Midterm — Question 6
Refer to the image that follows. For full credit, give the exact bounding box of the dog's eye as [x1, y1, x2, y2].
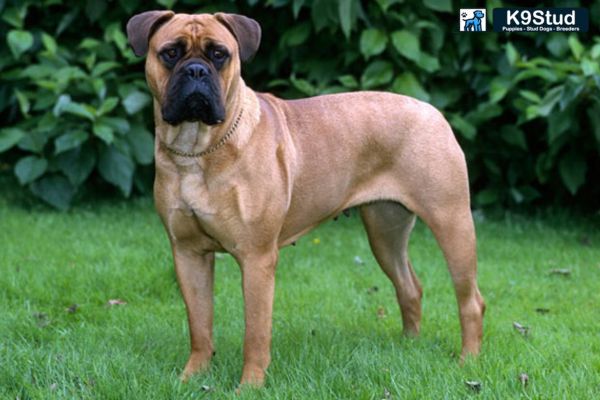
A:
[161, 47, 181, 64]
[210, 48, 228, 61]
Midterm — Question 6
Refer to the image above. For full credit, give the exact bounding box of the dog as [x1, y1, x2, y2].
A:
[463, 10, 485, 31]
[126, 11, 485, 388]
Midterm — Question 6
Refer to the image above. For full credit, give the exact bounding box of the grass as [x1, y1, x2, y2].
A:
[1, 187, 599, 399]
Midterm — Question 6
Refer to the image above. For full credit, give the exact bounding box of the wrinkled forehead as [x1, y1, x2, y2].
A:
[151, 14, 235, 52]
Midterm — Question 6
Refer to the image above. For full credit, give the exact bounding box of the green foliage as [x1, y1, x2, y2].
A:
[1, 0, 599, 209]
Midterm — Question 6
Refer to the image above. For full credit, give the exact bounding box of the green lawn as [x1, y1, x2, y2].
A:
[1, 187, 599, 399]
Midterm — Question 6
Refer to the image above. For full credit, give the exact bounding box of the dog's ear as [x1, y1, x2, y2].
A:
[127, 10, 175, 57]
[214, 13, 261, 62]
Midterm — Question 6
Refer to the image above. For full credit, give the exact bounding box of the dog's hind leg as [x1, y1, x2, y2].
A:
[360, 201, 422, 335]
[419, 204, 485, 359]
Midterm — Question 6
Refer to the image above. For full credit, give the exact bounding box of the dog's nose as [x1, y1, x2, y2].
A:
[185, 63, 209, 79]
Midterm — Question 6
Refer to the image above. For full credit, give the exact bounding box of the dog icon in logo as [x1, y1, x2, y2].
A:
[463, 10, 485, 31]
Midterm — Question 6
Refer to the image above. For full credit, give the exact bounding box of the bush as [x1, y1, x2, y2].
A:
[1, 0, 599, 210]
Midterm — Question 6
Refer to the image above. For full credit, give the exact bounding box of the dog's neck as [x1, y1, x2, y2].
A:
[154, 80, 260, 164]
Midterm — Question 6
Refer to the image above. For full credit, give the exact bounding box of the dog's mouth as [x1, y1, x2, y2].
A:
[162, 91, 226, 126]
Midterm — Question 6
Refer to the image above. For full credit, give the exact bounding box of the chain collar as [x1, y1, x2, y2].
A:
[161, 108, 244, 158]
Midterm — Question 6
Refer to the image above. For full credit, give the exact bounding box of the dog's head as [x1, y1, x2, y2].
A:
[473, 10, 484, 19]
[126, 12, 261, 126]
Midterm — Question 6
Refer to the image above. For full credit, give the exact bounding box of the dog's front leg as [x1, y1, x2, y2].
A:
[236, 250, 278, 388]
[172, 247, 215, 381]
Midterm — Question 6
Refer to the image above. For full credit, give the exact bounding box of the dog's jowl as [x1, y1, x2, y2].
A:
[127, 11, 485, 388]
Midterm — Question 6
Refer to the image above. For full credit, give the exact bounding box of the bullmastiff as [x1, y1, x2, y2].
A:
[126, 11, 485, 387]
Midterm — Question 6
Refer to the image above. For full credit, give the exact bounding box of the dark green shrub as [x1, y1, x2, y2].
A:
[1, 0, 598, 210]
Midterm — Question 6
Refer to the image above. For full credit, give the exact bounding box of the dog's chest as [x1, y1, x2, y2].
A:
[179, 173, 217, 218]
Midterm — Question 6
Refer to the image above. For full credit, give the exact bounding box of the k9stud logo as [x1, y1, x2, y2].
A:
[459, 9, 487, 32]
[493, 8, 589, 32]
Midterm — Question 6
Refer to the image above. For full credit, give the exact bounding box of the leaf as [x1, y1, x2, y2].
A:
[280, 23, 311, 47]
[587, 102, 600, 145]
[15, 156, 48, 185]
[558, 151, 587, 195]
[56, 9, 79, 36]
[466, 100, 501, 125]
[55, 145, 96, 186]
[126, 125, 154, 165]
[489, 76, 512, 103]
[360, 60, 393, 89]
[290, 76, 316, 96]
[17, 131, 48, 153]
[548, 111, 571, 144]
[7, 29, 33, 59]
[375, 0, 403, 12]
[338, 0, 353, 38]
[55, 66, 87, 83]
[546, 34, 569, 57]
[568, 34, 584, 61]
[14, 89, 31, 115]
[2, 6, 26, 29]
[20, 64, 55, 80]
[338, 75, 358, 88]
[537, 86, 562, 117]
[85, 0, 106, 22]
[449, 114, 476, 140]
[519, 90, 541, 103]
[63, 102, 96, 121]
[104, 22, 128, 52]
[0, 128, 25, 152]
[514, 68, 558, 83]
[100, 117, 130, 135]
[475, 188, 498, 206]
[501, 126, 527, 150]
[54, 131, 89, 154]
[293, 0, 306, 18]
[41, 32, 57, 55]
[91, 61, 120, 77]
[98, 145, 135, 197]
[360, 28, 388, 59]
[123, 91, 151, 115]
[505, 42, 519, 66]
[416, 52, 440, 73]
[311, 0, 335, 32]
[156, 0, 176, 7]
[424, 0, 452, 12]
[391, 72, 430, 102]
[53, 94, 71, 117]
[31, 174, 76, 210]
[391, 30, 420, 62]
[97, 97, 119, 116]
[93, 122, 114, 144]
[581, 58, 599, 77]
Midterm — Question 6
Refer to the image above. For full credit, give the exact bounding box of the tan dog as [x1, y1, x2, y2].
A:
[127, 11, 485, 387]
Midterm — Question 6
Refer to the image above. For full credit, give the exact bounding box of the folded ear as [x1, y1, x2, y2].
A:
[214, 13, 261, 62]
[126, 10, 175, 57]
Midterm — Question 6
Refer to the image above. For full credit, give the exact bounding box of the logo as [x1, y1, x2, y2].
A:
[460, 9, 487, 32]
[493, 8, 589, 32]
